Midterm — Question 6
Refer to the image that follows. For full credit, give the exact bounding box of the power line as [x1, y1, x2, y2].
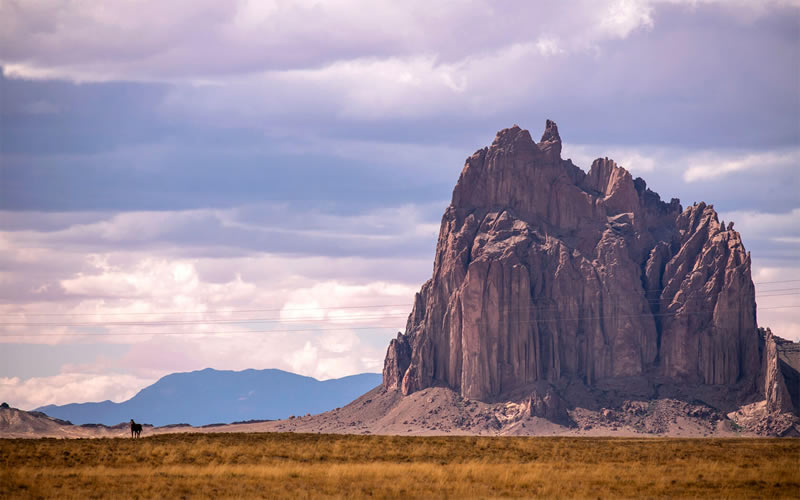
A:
[0, 293, 800, 327]
[0, 303, 413, 318]
[0, 313, 410, 327]
[2, 292, 798, 328]
[0, 326, 393, 338]
[2, 305, 797, 338]
[2, 279, 799, 319]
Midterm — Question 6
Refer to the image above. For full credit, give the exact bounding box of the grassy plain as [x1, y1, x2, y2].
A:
[1, 433, 798, 499]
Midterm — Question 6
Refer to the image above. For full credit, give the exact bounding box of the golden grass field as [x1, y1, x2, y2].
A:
[1, 433, 798, 499]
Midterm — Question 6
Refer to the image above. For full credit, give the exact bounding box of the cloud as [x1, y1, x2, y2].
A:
[0, 372, 155, 410]
[597, 0, 654, 39]
[1, 202, 444, 259]
[683, 150, 800, 182]
[716, 208, 800, 267]
[2, 0, 797, 185]
[20, 99, 60, 114]
[287, 341, 320, 376]
[156, 42, 558, 123]
[0, 2, 601, 83]
[718, 208, 800, 241]
[0, 207, 418, 385]
[318, 330, 362, 354]
[280, 281, 416, 325]
[751, 261, 800, 342]
[2, 0, 794, 84]
[152, 3, 799, 149]
[0, 203, 414, 405]
[0, 243, 407, 406]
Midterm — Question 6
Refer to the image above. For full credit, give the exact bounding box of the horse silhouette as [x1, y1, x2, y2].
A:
[130, 419, 142, 438]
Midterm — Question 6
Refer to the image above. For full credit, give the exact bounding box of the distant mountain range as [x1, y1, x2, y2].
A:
[36, 368, 381, 427]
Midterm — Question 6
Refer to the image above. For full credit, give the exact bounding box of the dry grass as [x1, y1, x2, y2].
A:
[1, 433, 798, 498]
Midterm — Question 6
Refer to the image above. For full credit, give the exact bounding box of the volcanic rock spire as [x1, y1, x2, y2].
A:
[384, 120, 761, 401]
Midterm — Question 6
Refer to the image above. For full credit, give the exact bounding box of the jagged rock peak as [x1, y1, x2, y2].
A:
[452, 120, 680, 229]
[538, 119, 562, 159]
[540, 119, 560, 143]
[385, 119, 766, 406]
[489, 125, 538, 159]
[489, 120, 561, 158]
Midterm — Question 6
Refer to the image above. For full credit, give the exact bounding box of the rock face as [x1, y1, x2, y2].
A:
[761, 328, 800, 415]
[762, 329, 793, 414]
[776, 337, 800, 412]
[383, 121, 766, 403]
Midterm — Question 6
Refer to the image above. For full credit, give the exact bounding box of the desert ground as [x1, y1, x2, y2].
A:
[1, 433, 798, 499]
[5, 384, 796, 440]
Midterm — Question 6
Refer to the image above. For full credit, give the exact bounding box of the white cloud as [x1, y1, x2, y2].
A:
[717, 208, 800, 240]
[158, 39, 560, 121]
[319, 330, 360, 354]
[287, 341, 319, 375]
[4, 0, 793, 84]
[535, 36, 564, 56]
[0, 372, 154, 410]
[0, 250, 413, 344]
[1, 201, 444, 263]
[683, 149, 800, 182]
[597, 0, 654, 40]
[0, 206, 421, 394]
[280, 281, 415, 324]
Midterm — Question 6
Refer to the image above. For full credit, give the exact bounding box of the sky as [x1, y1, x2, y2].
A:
[1, 0, 799, 410]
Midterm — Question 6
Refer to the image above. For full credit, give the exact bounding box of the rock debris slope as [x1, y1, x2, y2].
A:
[383, 121, 797, 435]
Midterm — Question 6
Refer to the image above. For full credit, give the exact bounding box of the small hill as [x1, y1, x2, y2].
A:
[35, 369, 381, 427]
[0, 402, 152, 438]
[0, 402, 108, 438]
[0, 402, 74, 437]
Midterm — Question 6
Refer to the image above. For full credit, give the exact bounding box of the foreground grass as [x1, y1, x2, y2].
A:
[1, 434, 798, 498]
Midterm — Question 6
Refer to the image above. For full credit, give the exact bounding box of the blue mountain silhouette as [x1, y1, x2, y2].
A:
[36, 368, 381, 427]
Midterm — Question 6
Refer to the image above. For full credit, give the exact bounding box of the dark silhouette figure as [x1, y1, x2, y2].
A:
[130, 419, 142, 438]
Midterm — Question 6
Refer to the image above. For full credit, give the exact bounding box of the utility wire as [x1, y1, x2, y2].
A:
[3, 279, 799, 318]
[0, 303, 413, 318]
[2, 305, 798, 338]
[2, 292, 798, 328]
[0, 313, 411, 327]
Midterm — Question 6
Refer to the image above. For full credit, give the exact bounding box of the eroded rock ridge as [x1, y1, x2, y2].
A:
[384, 121, 788, 420]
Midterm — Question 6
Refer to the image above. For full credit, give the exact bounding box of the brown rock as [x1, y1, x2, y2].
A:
[761, 328, 794, 414]
[525, 387, 570, 424]
[657, 203, 759, 386]
[382, 333, 411, 391]
[383, 120, 768, 411]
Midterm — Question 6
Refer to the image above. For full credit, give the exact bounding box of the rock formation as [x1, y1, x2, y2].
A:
[761, 328, 800, 413]
[762, 329, 793, 414]
[383, 120, 789, 420]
